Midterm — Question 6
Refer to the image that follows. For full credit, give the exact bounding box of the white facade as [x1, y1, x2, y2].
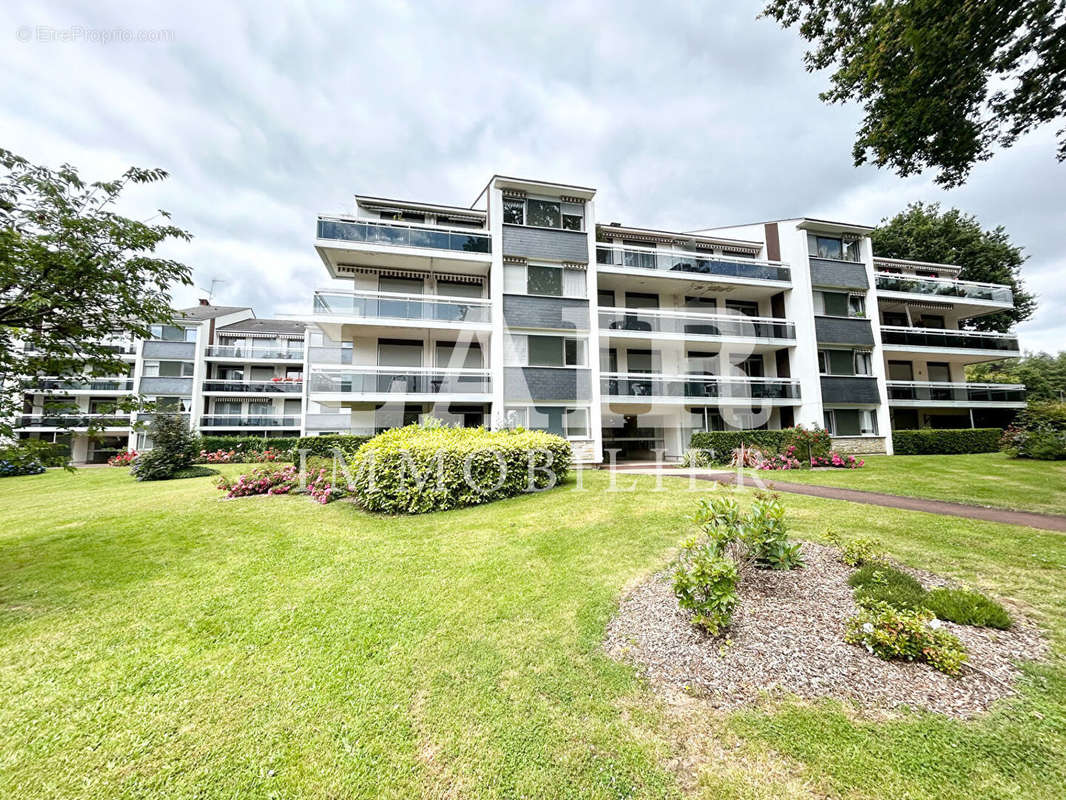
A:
[11, 177, 1025, 463]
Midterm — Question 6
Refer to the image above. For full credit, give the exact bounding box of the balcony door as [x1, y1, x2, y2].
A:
[377, 339, 423, 393]
[378, 276, 423, 319]
[928, 362, 952, 401]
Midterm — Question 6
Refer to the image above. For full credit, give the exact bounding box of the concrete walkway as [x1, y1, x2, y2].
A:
[608, 466, 1066, 532]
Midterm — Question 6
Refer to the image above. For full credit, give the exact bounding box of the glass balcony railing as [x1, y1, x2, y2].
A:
[312, 291, 491, 324]
[23, 377, 134, 392]
[599, 309, 795, 341]
[875, 273, 1013, 304]
[308, 369, 491, 395]
[886, 382, 1026, 403]
[317, 217, 491, 255]
[202, 379, 303, 393]
[199, 415, 300, 428]
[880, 326, 1020, 352]
[596, 246, 790, 282]
[204, 345, 304, 360]
[17, 413, 130, 428]
[602, 373, 801, 400]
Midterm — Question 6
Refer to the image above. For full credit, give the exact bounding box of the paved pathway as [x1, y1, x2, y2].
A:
[607, 467, 1066, 532]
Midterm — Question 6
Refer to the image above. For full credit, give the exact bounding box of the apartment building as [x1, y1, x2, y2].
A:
[10, 174, 1025, 464]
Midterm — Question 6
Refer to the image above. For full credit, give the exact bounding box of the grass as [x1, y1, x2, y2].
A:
[925, 587, 1013, 630]
[752, 452, 1066, 515]
[848, 561, 927, 610]
[0, 465, 1063, 798]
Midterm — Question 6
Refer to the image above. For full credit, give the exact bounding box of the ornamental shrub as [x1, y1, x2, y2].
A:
[809, 451, 865, 468]
[844, 603, 968, 676]
[827, 531, 883, 566]
[1001, 403, 1066, 460]
[923, 587, 1012, 630]
[690, 425, 830, 464]
[892, 428, 1002, 455]
[0, 447, 46, 477]
[130, 415, 199, 481]
[692, 493, 803, 571]
[108, 450, 138, 467]
[349, 424, 572, 514]
[672, 538, 739, 635]
[848, 561, 926, 610]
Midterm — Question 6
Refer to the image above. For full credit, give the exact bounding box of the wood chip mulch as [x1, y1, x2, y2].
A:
[604, 543, 1047, 718]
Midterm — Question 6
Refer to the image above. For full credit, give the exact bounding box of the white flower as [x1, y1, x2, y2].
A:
[862, 622, 874, 634]
[928, 618, 942, 630]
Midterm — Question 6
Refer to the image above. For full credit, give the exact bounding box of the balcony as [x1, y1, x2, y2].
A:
[202, 379, 303, 394]
[23, 377, 134, 393]
[599, 308, 795, 345]
[876, 273, 1013, 306]
[886, 381, 1026, 407]
[204, 344, 305, 361]
[17, 413, 130, 429]
[602, 373, 801, 403]
[308, 368, 491, 400]
[317, 217, 490, 254]
[311, 290, 492, 332]
[315, 217, 491, 276]
[596, 245, 790, 284]
[879, 326, 1020, 357]
[199, 415, 300, 428]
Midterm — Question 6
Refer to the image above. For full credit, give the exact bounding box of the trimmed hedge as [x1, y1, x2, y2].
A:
[891, 428, 1002, 455]
[350, 425, 572, 514]
[689, 427, 831, 464]
[295, 434, 374, 459]
[198, 435, 301, 454]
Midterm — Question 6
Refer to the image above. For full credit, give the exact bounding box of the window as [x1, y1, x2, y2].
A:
[598, 289, 616, 307]
[808, 233, 861, 262]
[849, 294, 866, 316]
[814, 291, 865, 317]
[143, 360, 193, 377]
[882, 311, 909, 327]
[382, 210, 424, 223]
[504, 197, 585, 231]
[508, 406, 590, 438]
[503, 199, 524, 225]
[150, 324, 196, 342]
[819, 349, 857, 376]
[854, 351, 872, 375]
[824, 408, 878, 436]
[526, 199, 560, 228]
[527, 265, 563, 296]
[376, 339, 423, 367]
[527, 335, 585, 367]
[725, 299, 760, 317]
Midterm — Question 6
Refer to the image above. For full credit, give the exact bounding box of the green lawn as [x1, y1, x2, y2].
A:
[748, 452, 1066, 515]
[1, 466, 1065, 798]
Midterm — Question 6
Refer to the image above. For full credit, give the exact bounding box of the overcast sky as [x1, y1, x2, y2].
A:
[2, 0, 1063, 352]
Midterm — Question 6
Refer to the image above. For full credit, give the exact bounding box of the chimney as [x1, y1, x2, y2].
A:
[199, 298, 210, 306]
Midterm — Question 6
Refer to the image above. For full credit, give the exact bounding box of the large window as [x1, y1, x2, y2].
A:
[814, 290, 866, 317]
[527, 335, 586, 367]
[823, 408, 879, 436]
[808, 233, 861, 262]
[504, 263, 587, 298]
[507, 406, 590, 438]
[527, 264, 563, 296]
[818, 349, 872, 376]
[143, 360, 194, 377]
[150, 324, 196, 342]
[503, 197, 584, 231]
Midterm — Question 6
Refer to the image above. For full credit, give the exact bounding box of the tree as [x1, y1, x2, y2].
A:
[0, 148, 192, 439]
[129, 414, 199, 481]
[872, 202, 1036, 332]
[968, 352, 1066, 402]
[761, 1, 1066, 187]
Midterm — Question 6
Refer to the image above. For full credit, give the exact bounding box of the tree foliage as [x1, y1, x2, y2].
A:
[761, 0, 1066, 187]
[872, 202, 1035, 332]
[968, 352, 1066, 402]
[0, 148, 192, 438]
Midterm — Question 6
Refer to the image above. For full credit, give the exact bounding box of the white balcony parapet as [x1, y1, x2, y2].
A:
[598, 307, 796, 341]
[875, 272, 1014, 305]
[602, 372, 800, 401]
[308, 366, 491, 396]
[316, 216, 491, 255]
[597, 243, 789, 283]
[312, 289, 492, 325]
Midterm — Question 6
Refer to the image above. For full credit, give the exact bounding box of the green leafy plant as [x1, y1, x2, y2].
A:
[130, 415, 199, 482]
[924, 587, 1012, 630]
[826, 530, 883, 567]
[690, 425, 830, 465]
[845, 603, 968, 677]
[672, 538, 739, 635]
[693, 493, 804, 571]
[1001, 403, 1066, 461]
[679, 447, 710, 468]
[848, 562, 926, 611]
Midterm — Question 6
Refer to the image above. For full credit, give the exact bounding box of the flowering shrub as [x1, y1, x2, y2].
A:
[108, 450, 138, 467]
[845, 602, 968, 676]
[755, 445, 803, 470]
[810, 451, 865, 468]
[200, 449, 237, 463]
[197, 447, 287, 464]
[215, 464, 349, 504]
[0, 449, 46, 477]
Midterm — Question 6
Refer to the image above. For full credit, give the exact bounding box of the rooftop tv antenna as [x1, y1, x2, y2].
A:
[197, 278, 227, 303]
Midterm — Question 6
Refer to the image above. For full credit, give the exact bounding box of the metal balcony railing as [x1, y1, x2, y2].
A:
[199, 415, 300, 428]
[23, 377, 134, 392]
[601, 373, 801, 400]
[317, 216, 491, 254]
[599, 308, 796, 340]
[204, 345, 304, 360]
[875, 273, 1013, 304]
[879, 326, 1020, 352]
[308, 368, 491, 395]
[886, 381, 1026, 403]
[312, 290, 491, 324]
[17, 413, 131, 428]
[202, 379, 303, 393]
[596, 245, 790, 282]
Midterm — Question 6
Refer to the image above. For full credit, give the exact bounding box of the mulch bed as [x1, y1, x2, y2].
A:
[604, 543, 1047, 718]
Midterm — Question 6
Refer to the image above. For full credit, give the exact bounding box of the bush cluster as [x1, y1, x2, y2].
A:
[674, 494, 803, 634]
[0, 446, 46, 477]
[197, 435, 300, 454]
[1001, 402, 1066, 460]
[891, 428, 1002, 455]
[827, 531, 884, 567]
[844, 603, 968, 676]
[690, 426, 831, 464]
[215, 463, 349, 504]
[295, 434, 374, 459]
[130, 415, 199, 481]
[350, 424, 572, 514]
